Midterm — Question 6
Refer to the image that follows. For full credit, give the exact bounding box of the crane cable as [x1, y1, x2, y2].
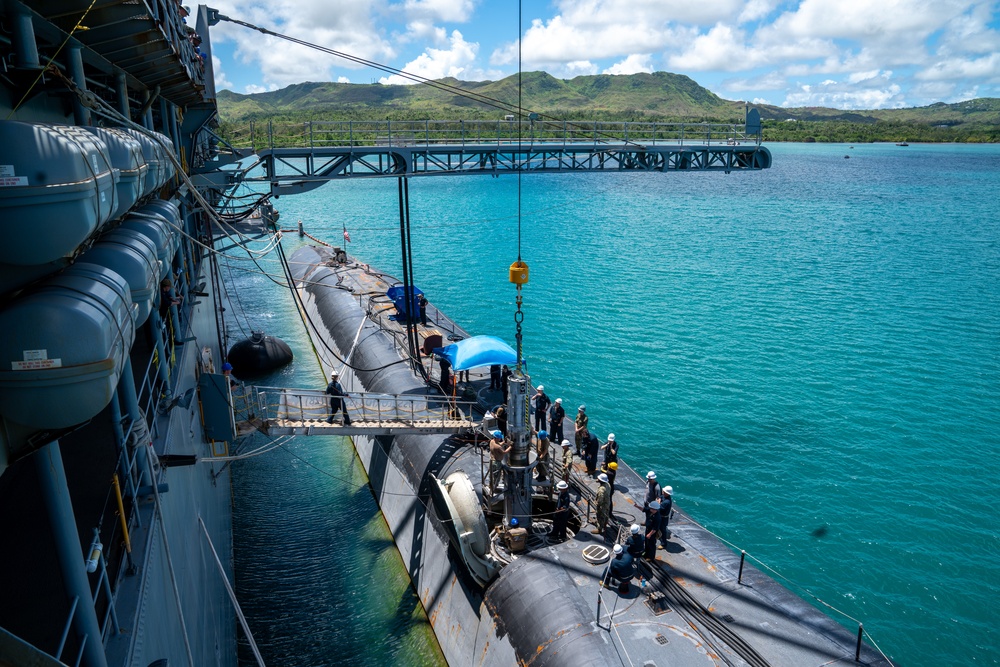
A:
[510, 1, 528, 375]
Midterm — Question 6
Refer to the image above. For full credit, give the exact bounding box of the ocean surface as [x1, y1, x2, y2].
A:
[231, 142, 1000, 666]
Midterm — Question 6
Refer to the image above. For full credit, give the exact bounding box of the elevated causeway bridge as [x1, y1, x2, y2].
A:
[210, 115, 771, 196]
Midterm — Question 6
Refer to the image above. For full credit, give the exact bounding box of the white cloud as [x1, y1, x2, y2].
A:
[603, 54, 654, 75]
[847, 69, 882, 84]
[722, 71, 787, 92]
[738, 0, 779, 23]
[402, 0, 475, 23]
[937, 5, 1000, 56]
[783, 76, 906, 109]
[751, 96, 772, 105]
[380, 30, 478, 83]
[337, 76, 351, 83]
[212, 55, 233, 89]
[244, 83, 268, 94]
[668, 24, 752, 72]
[564, 60, 599, 76]
[209, 0, 397, 88]
[916, 52, 1000, 81]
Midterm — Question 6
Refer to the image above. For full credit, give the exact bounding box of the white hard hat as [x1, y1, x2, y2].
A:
[613, 544, 623, 554]
[561, 439, 571, 447]
[630, 524, 640, 534]
[556, 398, 562, 403]
[538, 384, 544, 391]
[664, 486, 673, 494]
[556, 480, 569, 490]
[598, 473, 609, 483]
[646, 471, 657, 480]
[608, 433, 615, 441]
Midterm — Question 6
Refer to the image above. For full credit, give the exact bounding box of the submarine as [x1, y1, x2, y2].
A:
[286, 243, 895, 666]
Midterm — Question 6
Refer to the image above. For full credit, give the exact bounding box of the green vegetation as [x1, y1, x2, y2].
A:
[216, 72, 1000, 143]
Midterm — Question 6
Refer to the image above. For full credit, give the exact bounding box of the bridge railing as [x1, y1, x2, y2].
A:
[225, 119, 760, 151]
[250, 386, 478, 428]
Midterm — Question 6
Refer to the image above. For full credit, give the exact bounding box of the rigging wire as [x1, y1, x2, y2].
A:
[6, 0, 99, 119]
[214, 14, 645, 149]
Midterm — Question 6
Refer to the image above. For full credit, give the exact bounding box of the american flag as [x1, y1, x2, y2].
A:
[343, 226, 351, 243]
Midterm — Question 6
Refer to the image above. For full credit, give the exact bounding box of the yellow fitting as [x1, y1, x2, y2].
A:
[111, 474, 132, 554]
[509, 260, 529, 285]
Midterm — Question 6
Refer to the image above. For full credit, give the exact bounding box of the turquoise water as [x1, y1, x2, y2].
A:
[233, 143, 1000, 665]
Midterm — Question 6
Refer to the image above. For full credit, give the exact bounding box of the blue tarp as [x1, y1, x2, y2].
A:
[432, 335, 517, 371]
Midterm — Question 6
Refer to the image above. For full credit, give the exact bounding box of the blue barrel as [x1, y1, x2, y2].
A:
[79, 227, 159, 325]
[0, 121, 117, 265]
[0, 262, 135, 429]
[386, 285, 424, 322]
[86, 126, 147, 222]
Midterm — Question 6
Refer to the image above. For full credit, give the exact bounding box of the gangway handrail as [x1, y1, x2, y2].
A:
[247, 386, 479, 430]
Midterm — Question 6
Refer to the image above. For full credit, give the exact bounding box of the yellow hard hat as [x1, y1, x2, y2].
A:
[608, 462, 618, 470]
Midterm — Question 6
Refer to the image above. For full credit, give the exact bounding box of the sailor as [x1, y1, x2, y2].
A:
[644, 500, 661, 559]
[489, 364, 501, 390]
[552, 480, 571, 541]
[221, 362, 239, 389]
[593, 473, 611, 537]
[560, 439, 573, 482]
[438, 356, 453, 395]
[532, 385, 551, 433]
[535, 430, 550, 483]
[489, 430, 511, 492]
[627, 523, 645, 557]
[643, 471, 661, 519]
[584, 431, 600, 475]
[601, 433, 619, 467]
[494, 405, 508, 436]
[574, 405, 589, 456]
[606, 543, 635, 594]
[603, 461, 618, 513]
[659, 485, 674, 548]
[419, 294, 429, 325]
[604, 460, 618, 488]
[500, 365, 512, 404]
[549, 398, 565, 443]
[325, 372, 351, 425]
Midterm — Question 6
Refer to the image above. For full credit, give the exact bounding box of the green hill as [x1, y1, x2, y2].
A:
[216, 72, 1000, 142]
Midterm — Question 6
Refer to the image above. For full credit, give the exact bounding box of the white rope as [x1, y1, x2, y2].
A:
[198, 516, 266, 666]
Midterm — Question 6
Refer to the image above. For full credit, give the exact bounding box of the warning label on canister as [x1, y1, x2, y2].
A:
[0, 176, 28, 186]
[13, 358, 62, 370]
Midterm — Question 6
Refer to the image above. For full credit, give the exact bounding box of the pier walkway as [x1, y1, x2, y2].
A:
[209, 116, 772, 196]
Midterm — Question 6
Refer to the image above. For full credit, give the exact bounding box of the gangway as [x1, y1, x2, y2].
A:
[237, 386, 479, 437]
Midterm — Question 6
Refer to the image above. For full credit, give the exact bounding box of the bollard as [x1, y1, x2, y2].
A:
[297, 220, 304, 236]
[738, 550, 746, 584]
[855, 623, 863, 661]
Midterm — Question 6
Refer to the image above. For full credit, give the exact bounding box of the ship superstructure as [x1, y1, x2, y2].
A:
[0, 2, 239, 665]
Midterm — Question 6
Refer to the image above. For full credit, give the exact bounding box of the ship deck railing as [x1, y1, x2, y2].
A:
[240, 386, 479, 436]
[223, 118, 762, 152]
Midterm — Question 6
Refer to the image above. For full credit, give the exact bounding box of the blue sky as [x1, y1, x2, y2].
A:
[206, 0, 1000, 109]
